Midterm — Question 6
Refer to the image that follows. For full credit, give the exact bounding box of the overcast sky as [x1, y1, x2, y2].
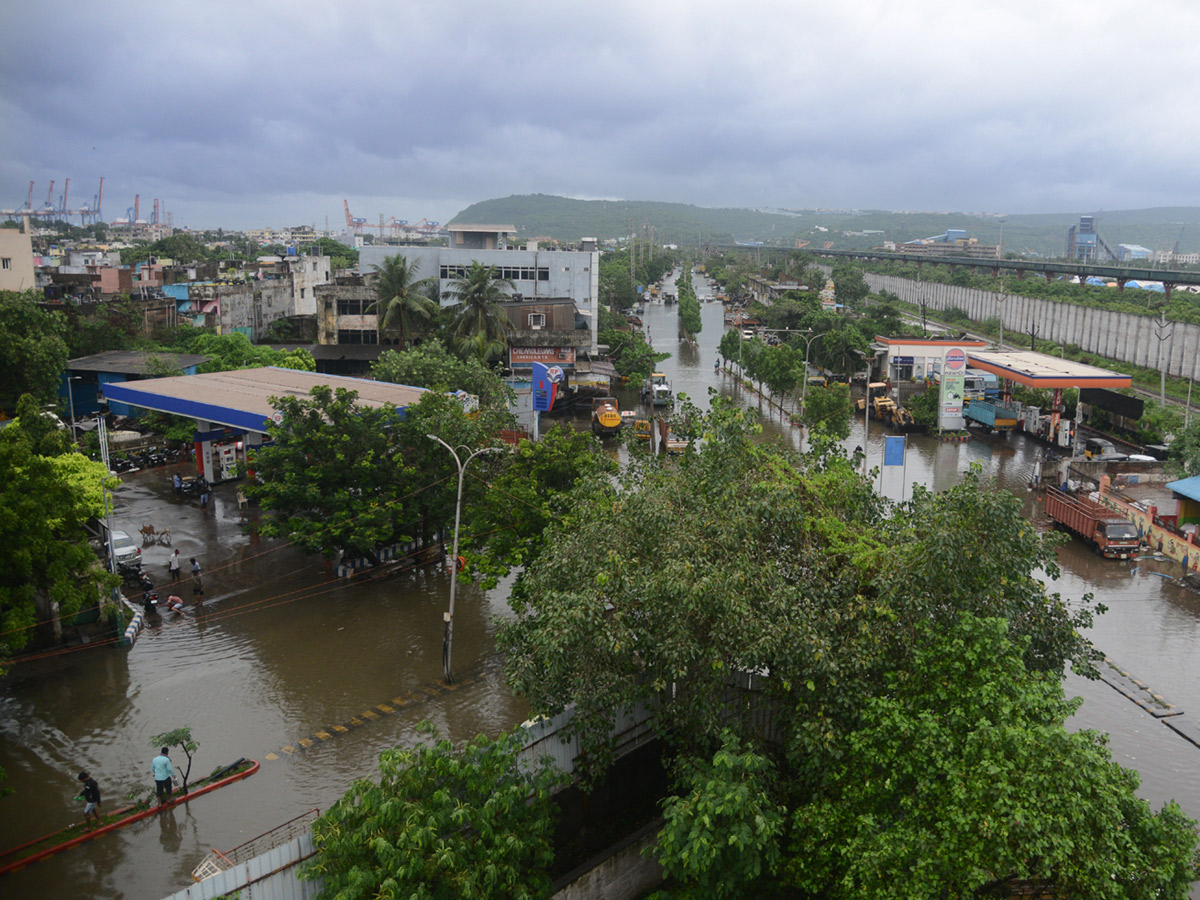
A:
[3, 1, 1199, 231]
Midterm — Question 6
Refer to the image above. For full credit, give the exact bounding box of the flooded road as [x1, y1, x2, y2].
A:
[2, 267, 1199, 897]
[0, 471, 527, 899]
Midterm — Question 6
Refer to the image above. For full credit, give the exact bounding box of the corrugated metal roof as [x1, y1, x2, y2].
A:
[1167, 476, 1200, 503]
[68, 350, 209, 374]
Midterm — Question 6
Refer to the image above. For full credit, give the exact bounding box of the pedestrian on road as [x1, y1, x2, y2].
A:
[199, 480, 209, 512]
[152, 748, 174, 807]
[190, 558, 204, 599]
[173, 473, 182, 495]
[77, 770, 101, 827]
[168, 549, 181, 582]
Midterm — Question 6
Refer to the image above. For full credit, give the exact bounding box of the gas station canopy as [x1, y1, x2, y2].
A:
[966, 351, 1132, 390]
[101, 367, 430, 433]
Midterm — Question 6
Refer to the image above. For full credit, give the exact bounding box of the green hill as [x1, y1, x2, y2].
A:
[449, 195, 1200, 258]
[449, 195, 804, 246]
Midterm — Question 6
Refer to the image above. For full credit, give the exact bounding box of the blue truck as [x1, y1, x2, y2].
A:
[963, 399, 1019, 433]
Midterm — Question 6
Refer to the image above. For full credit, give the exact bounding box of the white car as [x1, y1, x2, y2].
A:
[106, 530, 142, 569]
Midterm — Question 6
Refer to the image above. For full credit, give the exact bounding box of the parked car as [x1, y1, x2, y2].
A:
[106, 530, 142, 571]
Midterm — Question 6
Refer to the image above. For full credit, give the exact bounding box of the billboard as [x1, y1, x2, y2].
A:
[510, 346, 576, 367]
[938, 347, 966, 429]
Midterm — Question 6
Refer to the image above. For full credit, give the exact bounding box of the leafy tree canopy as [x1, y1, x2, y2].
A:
[653, 730, 786, 899]
[304, 723, 563, 900]
[0, 421, 117, 668]
[0, 290, 70, 412]
[499, 402, 1101, 788]
[797, 382, 853, 439]
[372, 340, 513, 410]
[788, 614, 1200, 899]
[465, 424, 616, 586]
[183, 331, 315, 373]
[248, 386, 513, 561]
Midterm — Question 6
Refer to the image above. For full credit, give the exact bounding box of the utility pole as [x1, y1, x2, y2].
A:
[1155, 309, 1173, 405]
[997, 278, 1006, 350]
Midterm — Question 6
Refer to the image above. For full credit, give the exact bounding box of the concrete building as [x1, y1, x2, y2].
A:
[872, 336, 988, 382]
[163, 278, 295, 339]
[1118, 244, 1153, 262]
[501, 297, 593, 372]
[314, 278, 378, 347]
[0, 226, 36, 291]
[746, 274, 810, 305]
[359, 227, 600, 354]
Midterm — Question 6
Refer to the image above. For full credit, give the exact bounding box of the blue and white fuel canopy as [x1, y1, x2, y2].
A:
[101, 367, 429, 434]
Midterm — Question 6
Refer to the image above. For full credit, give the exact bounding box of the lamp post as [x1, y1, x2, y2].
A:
[797, 330, 827, 426]
[426, 434, 502, 683]
[65, 376, 82, 445]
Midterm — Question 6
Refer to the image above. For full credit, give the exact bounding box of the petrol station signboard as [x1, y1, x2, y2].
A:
[939, 347, 966, 430]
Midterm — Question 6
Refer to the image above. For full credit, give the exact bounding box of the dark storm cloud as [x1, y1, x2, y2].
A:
[3, 1, 1199, 228]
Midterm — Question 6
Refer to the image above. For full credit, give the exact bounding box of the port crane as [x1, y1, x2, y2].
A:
[343, 200, 367, 234]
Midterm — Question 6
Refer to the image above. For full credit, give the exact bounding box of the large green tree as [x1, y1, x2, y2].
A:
[0, 417, 117, 668]
[444, 261, 514, 361]
[247, 385, 406, 559]
[831, 264, 870, 308]
[464, 425, 616, 586]
[789, 614, 1199, 899]
[797, 382, 853, 439]
[372, 340, 512, 410]
[499, 403, 1102, 782]
[0, 290, 70, 412]
[248, 386, 513, 562]
[185, 331, 315, 373]
[304, 724, 563, 900]
[370, 254, 439, 347]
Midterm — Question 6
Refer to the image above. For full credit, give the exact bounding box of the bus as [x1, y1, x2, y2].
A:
[931, 368, 1000, 400]
[962, 368, 999, 401]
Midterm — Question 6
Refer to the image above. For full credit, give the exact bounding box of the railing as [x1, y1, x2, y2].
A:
[192, 808, 320, 882]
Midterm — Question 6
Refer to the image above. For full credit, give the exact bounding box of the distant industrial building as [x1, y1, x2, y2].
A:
[892, 228, 999, 259]
[1066, 216, 1119, 262]
[1118, 244, 1152, 262]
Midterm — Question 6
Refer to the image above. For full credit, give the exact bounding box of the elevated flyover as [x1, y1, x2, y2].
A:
[816, 247, 1200, 299]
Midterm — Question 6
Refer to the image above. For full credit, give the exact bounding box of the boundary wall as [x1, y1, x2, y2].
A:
[843, 267, 1200, 380]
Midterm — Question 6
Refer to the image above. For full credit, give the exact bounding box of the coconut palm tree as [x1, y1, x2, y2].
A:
[370, 255, 439, 347]
[444, 261, 515, 361]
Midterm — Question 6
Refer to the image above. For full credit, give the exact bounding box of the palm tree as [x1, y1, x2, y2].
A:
[444, 261, 515, 361]
[370, 255, 438, 347]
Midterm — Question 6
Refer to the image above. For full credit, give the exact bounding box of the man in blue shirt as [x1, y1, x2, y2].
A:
[152, 747, 174, 807]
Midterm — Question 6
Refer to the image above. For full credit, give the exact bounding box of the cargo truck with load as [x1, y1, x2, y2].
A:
[1044, 487, 1140, 558]
[963, 399, 1019, 433]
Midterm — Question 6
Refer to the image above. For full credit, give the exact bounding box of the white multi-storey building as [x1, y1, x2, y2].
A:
[359, 226, 600, 355]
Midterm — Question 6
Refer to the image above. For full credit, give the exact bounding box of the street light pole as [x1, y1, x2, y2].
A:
[426, 434, 502, 683]
[66, 376, 82, 445]
[797, 330, 826, 426]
